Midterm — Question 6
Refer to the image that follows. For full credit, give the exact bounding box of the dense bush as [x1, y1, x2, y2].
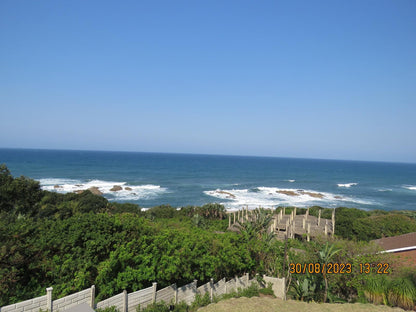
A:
[352, 214, 416, 241]
[1, 164, 416, 309]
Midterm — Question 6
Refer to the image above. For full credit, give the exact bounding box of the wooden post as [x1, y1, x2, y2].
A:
[228, 214, 231, 228]
[302, 218, 306, 229]
[291, 222, 294, 239]
[332, 208, 336, 235]
[294, 207, 297, 216]
[233, 212, 236, 224]
[318, 209, 321, 226]
[325, 220, 328, 236]
[307, 223, 310, 242]
[283, 207, 286, 215]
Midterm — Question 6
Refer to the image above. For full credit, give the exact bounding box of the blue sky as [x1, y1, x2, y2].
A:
[1, 0, 415, 163]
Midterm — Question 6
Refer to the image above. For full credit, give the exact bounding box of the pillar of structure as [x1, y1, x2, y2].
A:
[318, 209, 321, 226]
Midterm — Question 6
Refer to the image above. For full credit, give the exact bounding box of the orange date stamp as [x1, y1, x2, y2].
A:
[289, 262, 390, 274]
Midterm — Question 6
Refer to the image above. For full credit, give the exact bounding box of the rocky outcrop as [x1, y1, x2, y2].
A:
[110, 185, 122, 192]
[300, 191, 324, 199]
[216, 190, 236, 199]
[276, 189, 325, 199]
[277, 190, 299, 196]
[88, 187, 103, 195]
[54, 185, 62, 189]
[125, 187, 132, 191]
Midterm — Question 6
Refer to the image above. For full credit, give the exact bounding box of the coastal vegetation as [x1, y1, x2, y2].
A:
[1, 164, 415, 310]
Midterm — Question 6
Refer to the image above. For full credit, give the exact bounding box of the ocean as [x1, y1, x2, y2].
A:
[1, 148, 415, 211]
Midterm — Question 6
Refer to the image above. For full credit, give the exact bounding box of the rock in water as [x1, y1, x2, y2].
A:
[110, 185, 123, 191]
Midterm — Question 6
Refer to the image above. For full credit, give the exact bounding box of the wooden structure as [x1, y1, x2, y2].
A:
[228, 206, 335, 241]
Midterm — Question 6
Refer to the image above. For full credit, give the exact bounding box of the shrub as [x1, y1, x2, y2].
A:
[137, 302, 169, 312]
[259, 282, 275, 297]
[96, 306, 119, 312]
[239, 282, 260, 298]
[387, 277, 416, 310]
[191, 292, 211, 309]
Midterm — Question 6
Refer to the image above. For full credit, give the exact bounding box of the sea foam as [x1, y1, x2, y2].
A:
[204, 186, 371, 209]
[403, 185, 416, 191]
[38, 178, 167, 201]
[337, 183, 358, 188]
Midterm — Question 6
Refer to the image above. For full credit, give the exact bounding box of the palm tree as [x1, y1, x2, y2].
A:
[318, 242, 341, 302]
[237, 208, 273, 240]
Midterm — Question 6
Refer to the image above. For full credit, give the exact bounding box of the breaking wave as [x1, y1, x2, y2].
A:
[38, 178, 167, 201]
[204, 186, 374, 209]
[337, 183, 358, 188]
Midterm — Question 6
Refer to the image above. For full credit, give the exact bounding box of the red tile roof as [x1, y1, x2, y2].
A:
[372, 232, 416, 252]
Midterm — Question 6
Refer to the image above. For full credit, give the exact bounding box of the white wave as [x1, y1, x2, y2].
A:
[337, 183, 358, 188]
[38, 178, 167, 200]
[377, 188, 392, 192]
[403, 185, 416, 191]
[287, 180, 295, 183]
[204, 186, 369, 209]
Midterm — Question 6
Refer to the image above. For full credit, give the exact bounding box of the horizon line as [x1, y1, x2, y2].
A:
[1, 146, 415, 165]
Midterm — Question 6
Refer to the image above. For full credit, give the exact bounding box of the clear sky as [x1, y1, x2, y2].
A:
[1, 0, 415, 163]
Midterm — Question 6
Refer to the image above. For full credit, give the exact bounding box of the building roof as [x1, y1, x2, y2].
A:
[372, 232, 416, 253]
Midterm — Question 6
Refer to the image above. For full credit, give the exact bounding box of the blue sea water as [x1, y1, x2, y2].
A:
[1, 148, 415, 211]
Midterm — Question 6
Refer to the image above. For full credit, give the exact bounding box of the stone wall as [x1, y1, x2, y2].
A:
[53, 287, 93, 311]
[0, 295, 47, 312]
[1, 275, 286, 312]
